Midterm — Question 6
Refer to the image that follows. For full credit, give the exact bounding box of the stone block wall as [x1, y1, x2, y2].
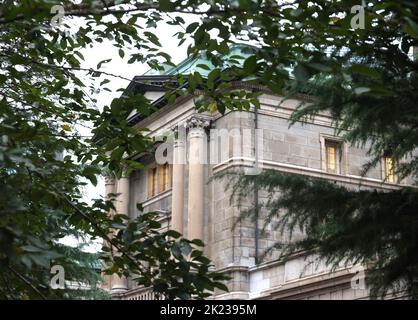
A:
[122, 92, 408, 299]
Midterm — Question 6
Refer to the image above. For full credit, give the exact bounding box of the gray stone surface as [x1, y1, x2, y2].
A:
[121, 92, 408, 300]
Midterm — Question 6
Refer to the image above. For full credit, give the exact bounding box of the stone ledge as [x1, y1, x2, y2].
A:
[212, 157, 408, 190]
[141, 189, 172, 207]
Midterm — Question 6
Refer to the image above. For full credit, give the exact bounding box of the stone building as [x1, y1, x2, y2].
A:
[103, 50, 406, 300]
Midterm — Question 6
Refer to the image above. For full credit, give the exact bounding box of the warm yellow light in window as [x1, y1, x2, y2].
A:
[326, 142, 338, 173]
[148, 164, 171, 198]
[158, 164, 170, 193]
[384, 157, 395, 183]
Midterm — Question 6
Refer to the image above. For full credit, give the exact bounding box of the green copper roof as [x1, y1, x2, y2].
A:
[144, 44, 253, 77]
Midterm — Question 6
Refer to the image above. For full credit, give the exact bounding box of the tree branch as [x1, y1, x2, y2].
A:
[50, 185, 144, 275]
[0, 1, 299, 25]
[7, 265, 47, 300]
[0, 52, 170, 90]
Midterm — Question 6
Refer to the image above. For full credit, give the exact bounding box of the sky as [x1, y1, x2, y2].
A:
[79, 13, 197, 201]
[61, 12, 198, 251]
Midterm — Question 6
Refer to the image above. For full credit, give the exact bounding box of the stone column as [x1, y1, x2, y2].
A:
[186, 116, 209, 241]
[111, 174, 130, 294]
[105, 175, 116, 201]
[171, 132, 186, 234]
[103, 174, 115, 290]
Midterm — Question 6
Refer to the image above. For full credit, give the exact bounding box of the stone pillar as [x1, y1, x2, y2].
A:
[111, 175, 130, 294]
[103, 174, 115, 290]
[171, 134, 186, 234]
[105, 175, 116, 201]
[186, 116, 209, 241]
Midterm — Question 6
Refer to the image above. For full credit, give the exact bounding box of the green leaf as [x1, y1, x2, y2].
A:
[347, 65, 381, 79]
[100, 79, 110, 86]
[214, 282, 229, 292]
[166, 230, 181, 238]
[404, 18, 418, 38]
[196, 64, 211, 71]
[190, 239, 204, 247]
[207, 68, 220, 91]
[186, 22, 199, 33]
[97, 59, 112, 69]
[159, 0, 175, 11]
[307, 62, 333, 73]
[293, 64, 310, 83]
[209, 101, 217, 113]
[144, 31, 161, 47]
[21, 245, 42, 253]
[243, 55, 257, 74]
[61, 124, 71, 132]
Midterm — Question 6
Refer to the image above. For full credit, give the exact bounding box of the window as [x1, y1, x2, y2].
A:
[325, 140, 341, 174]
[158, 163, 170, 192]
[383, 156, 395, 183]
[147, 167, 158, 198]
[147, 164, 171, 198]
[320, 135, 346, 175]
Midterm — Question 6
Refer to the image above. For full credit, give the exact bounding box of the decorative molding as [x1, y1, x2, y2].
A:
[258, 268, 359, 300]
[319, 133, 349, 175]
[186, 115, 211, 130]
[104, 174, 115, 185]
[212, 156, 407, 190]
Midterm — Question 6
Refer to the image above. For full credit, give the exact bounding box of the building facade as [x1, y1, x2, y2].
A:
[103, 53, 407, 300]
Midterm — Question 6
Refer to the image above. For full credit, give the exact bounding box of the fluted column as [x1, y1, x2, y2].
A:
[171, 135, 186, 234]
[111, 174, 130, 294]
[187, 116, 209, 241]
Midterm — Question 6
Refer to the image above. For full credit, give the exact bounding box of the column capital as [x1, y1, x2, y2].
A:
[104, 174, 115, 186]
[186, 115, 210, 131]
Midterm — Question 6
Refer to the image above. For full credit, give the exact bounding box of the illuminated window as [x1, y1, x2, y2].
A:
[384, 156, 395, 183]
[147, 167, 158, 198]
[148, 164, 171, 198]
[325, 140, 340, 174]
[159, 163, 171, 192]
